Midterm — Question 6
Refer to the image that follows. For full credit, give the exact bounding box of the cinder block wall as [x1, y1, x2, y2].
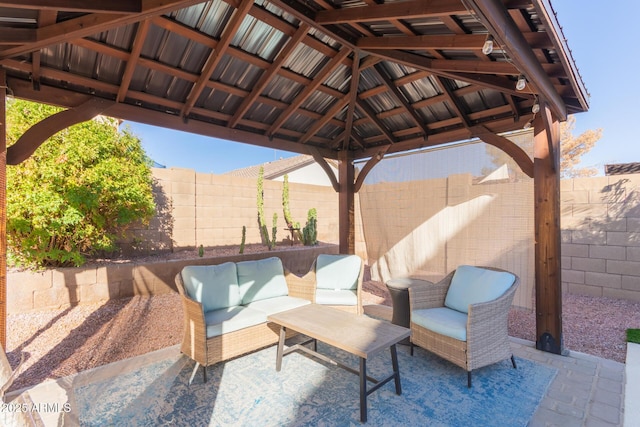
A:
[561, 174, 640, 301]
[7, 245, 339, 314]
[124, 168, 341, 253]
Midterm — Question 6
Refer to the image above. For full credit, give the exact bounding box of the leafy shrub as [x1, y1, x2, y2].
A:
[6, 99, 156, 268]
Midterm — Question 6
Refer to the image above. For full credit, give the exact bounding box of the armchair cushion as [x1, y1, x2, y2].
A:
[181, 263, 240, 312]
[412, 307, 468, 341]
[316, 254, 361, 290]
[237, 257, 289, 304]
[315, 289, 358, 306]
[444, 265, 516, 314]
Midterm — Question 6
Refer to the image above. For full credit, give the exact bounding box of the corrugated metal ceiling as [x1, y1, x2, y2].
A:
[0, 0, 589, 162]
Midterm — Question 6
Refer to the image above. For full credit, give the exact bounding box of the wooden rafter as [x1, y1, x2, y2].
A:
[358, 34, 487, 51]
[435, 75, 472, 129]
[315, 0, 467, 24]
[300, 97, 349, 145]
[342, 51, 361, 151]
[267, 47, 351, 137]
[229, 23, 310, 129]
[116, 19, 150, 103]
[0, 29, 36, 45]
[30, 9, 58, 91]
[181, 0, 254, 119]
[0, 0, 205, 60]
[372, 63, 429, 137]
[366, 49, 530, 97]
[356, 98, 397, 145]
[0, 1, 142, 13]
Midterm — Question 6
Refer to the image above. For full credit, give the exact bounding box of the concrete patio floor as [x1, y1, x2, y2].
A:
[4, 305, 632, 427]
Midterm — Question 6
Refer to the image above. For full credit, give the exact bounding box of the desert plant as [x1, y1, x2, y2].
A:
[239, 225, 246, 254]
[256, 166, 271, 249]
[198, 244, 204, 257]
[271, 213, 278, 250]
[302, 208, 318, 246]
[282, 174, 302, 242]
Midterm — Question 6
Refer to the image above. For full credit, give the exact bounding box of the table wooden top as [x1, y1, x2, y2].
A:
[268, 304, 410, 359]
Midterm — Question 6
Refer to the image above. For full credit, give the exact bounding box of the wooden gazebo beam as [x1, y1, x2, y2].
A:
[533, 106, 563, 355]
[467, 0, 567, 121]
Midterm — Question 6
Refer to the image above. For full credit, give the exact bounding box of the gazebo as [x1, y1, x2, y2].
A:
[0, 0, 588, 356]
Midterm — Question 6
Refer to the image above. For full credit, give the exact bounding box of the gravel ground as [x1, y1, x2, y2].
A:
[5, 251, 640, 392]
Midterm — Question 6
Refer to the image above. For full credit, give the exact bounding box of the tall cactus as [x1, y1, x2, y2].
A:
[302, 208, 318, 246]
[282, 174, 302, 242]
[257, 166, 271, 249]
[271, 213, 278, 250]
[239, 225, 246, 254]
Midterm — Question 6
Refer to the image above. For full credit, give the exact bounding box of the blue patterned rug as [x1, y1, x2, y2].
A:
[75, 341, 556, 426]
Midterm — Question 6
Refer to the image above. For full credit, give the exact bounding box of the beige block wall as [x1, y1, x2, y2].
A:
[561, 174, 640, 301]
[123, 168, 340, 253]
[7, 245, 339, 314]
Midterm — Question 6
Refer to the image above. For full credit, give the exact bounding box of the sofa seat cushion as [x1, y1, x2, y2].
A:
[181, 263, 240, 312]
[444, 265, 515, 314]
[315, 289, 358, 306]
[237, 257, 290, 305]
[204, 306, 267, 338]
[245, 295, 310, 317]
[411, 307, 468, 341]
[316, 254, 361, 290]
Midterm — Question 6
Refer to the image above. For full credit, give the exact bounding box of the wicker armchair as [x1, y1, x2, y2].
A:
[301, 254, 364, 315]
[408, 266, 519, 387]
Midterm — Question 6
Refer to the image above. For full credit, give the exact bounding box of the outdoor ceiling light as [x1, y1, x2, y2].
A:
[516, 75, 527, 91]
[532, 100, 540, 114]
[482, 36, 494, 55]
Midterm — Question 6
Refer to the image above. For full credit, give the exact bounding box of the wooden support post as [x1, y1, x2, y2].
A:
[338, 150, 355, 254]
[533, 111, 563, 355]
[0, 71, 6, 348]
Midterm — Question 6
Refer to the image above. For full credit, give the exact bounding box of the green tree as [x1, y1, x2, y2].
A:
[6, 99, 156, 268]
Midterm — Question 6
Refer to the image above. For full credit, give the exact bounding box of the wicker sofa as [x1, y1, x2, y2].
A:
[175, 256, 314, 383]
[408, 265, 519, 387]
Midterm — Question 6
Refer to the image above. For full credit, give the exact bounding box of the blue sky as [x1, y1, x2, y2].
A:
[125, 2, 638, 175]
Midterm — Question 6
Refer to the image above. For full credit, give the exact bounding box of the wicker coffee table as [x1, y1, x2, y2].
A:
[267, 304, 410, 423]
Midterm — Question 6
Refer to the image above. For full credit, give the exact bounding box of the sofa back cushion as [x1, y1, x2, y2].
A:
[444, 265, 515, 314]
[181, 263, 241, 312]
[316, 254, 361, 290]
[237, 257, 289, 304]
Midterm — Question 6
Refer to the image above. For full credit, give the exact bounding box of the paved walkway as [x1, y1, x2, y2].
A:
[512, 337, 625, 427]
[4, 306, 631, 426]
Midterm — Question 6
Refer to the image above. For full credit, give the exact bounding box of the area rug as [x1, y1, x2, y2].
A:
[75, 342, 556, 426]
